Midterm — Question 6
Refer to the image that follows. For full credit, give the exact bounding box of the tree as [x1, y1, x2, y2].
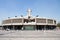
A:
[57, 22, 60, 28]
[36, 15, 39, 17]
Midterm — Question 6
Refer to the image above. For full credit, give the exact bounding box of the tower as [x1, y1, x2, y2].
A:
[27, 8, 32, 17]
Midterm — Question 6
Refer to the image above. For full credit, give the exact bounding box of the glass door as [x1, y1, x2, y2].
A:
[24, 25, 35, 30]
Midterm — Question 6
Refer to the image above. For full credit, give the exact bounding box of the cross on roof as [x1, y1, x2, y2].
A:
[27, 8, 32, 16]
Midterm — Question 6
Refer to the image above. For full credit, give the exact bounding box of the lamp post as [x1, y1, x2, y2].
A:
[2, 24, 3, 30]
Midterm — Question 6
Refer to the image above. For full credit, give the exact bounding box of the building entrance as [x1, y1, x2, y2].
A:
[24, 25, 35, 30]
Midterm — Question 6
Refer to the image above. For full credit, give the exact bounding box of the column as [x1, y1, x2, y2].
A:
[35, 17, 36, 23]
[35, 18, 37, 30]
[44, 25, 46, 30]
[22, 26, 24, 30]
[6, 26, 9, 30]
[46, 19, 48, 24]
[7, 26, 8, 29]
[13, 25, 15, 30]
[22, 18, 24, 24]
[46, 19, 47, 30]
[34, 25, 36, 30]
[53, 20, 54, 25]
[2, 25, 3, 30]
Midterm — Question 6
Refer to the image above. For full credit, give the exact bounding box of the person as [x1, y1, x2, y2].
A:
[6, 28, 10, 31]
[22, 27, 23, 30]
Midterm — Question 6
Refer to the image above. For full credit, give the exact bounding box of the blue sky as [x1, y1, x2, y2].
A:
[0, 0, 60, 24]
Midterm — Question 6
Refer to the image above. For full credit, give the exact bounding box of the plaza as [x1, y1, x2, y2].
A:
[0, 30, 60, 40]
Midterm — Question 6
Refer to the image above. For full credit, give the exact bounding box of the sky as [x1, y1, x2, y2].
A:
[0, 0, 60, 24]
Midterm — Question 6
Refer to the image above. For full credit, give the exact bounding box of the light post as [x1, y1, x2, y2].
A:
[2, 24, 3, 30]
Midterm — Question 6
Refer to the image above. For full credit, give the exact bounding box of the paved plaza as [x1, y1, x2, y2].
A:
[0, 30, 60, 40]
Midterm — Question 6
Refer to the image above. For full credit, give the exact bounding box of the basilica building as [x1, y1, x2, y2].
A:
[2, 9, 56, 30]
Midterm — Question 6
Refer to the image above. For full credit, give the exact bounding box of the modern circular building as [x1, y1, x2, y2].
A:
[2, 9, 56, 30]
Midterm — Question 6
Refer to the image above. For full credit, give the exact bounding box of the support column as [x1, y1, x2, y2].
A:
[46, 19, 48, 24]
[2, 25, 3, 30]
[7, 26, 8, 29]
[22, 26, 24, 30]
[35, 25, 37, 30]
[44, 25, 46, 30]
[6, 26, 9, 30]
[35, 18, 36, 23]
[22, 18, 24, 24]
[53, 20, 54, 25]
[34, 25, 36, 30]
[35, 18, 37, 30]
[13, 25, 15, 30]
[2, 24, 4, 30]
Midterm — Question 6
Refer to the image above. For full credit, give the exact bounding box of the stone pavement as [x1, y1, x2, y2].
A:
[0, 30, 60, 40]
